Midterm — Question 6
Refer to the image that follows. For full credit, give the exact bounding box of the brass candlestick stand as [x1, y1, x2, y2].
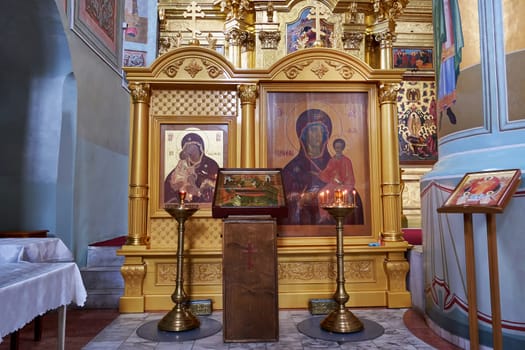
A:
[320, 189, 363, 333]
[158, 191, 200, 332]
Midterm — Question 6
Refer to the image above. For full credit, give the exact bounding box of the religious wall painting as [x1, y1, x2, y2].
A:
[124, 0, 148, 44]
[123, 49, 146, 67]
[151, 116, 236, 217]
[397, 80, 438, 164]
[263, 90, 372, 237]
[286, 7, 334, 53]
[393, 47, 434, 70]
[71, 0, 122, 73]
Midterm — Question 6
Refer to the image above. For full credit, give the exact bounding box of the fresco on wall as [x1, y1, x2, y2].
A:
[397, 80, 438, 164]
[123, 49, 146, 67]
[124, 0, 148, 44]
[72, 0, 121, 73]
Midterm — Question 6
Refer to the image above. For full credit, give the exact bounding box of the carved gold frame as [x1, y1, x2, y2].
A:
[259, 82, 382, 242]
[150, 115, 237, 218]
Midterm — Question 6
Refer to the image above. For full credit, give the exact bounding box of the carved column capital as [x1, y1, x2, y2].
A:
[238, 84, 258, 104]
[225, 28, 244, 47]
[379, 83, 400, 104]
[342, 32, 364, 50]
[374, 29, 397, 46]
[129, 83, 151, 104]
[259, 31, 281, 49]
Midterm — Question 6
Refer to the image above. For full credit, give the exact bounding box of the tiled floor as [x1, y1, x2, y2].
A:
[83, 308, 461, 349]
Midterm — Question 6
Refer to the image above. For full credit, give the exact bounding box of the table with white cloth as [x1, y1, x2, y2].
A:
[0, 237, 74, 263]
[0, 262, 87, 349]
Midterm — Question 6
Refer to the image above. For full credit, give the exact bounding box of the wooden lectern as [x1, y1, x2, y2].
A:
[222, 216, 278, 342]
[212, 168, 287, 342]
[438, 169, 521, 350]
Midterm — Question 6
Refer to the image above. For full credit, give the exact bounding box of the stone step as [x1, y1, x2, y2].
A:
[80, 266, 123, 309]
[86, 246, 124, 267]
[81, 266, 124, 290]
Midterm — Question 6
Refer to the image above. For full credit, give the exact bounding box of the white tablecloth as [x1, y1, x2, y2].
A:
[0, 262, 87, 340]
[0, 238, 74, 263]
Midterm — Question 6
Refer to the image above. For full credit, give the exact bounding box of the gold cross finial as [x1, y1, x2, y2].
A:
[306, 3, 329, 47]
[184, 1, 205, 42]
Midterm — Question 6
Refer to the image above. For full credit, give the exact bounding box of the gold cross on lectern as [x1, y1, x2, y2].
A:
[307, 3, 328, 47]
[184, 1, 205, 41]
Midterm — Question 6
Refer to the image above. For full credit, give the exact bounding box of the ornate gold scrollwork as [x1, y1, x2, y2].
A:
[121, 263, 146, 296]
[283, 60, 313, 79]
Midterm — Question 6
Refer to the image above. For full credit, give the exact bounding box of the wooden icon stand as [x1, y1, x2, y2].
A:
[438, 169, 521, 350]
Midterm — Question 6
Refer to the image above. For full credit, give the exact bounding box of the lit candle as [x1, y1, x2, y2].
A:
[352, 189, 357, 206]
[179, 190, 186, 206]
[343, 190, 348, 204]
[319, 191, 325, 205]
[326, 190, 330, 204]
[335, 189, 343, 204]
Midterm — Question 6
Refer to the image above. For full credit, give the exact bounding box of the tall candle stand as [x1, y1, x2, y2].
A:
[158, 191, 200, 332]
[320, 189, 363, 333]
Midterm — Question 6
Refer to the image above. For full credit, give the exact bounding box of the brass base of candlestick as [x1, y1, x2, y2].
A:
[320, 308, 364, 333]
[158, 307, 201, 332]
[160, 199, 200, 332]
[320, 203, 363, 334]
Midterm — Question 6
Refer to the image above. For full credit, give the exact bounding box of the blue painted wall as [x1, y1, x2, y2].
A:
[0, 0, 130, 266]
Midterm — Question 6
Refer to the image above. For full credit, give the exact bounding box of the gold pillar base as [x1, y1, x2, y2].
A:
[158, 307, 201, 332]
[320, 308, 364, 333]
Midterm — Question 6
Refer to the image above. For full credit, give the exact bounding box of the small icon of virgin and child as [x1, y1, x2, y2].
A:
[280, 109, 365, 225]
[164, 132, 220, 204]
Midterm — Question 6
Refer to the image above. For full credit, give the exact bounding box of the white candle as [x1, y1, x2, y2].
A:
[352, 190, 357, 206]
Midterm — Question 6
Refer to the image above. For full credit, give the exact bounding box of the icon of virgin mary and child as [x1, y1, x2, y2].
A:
[280, 109, 364, 225]
[164, 133, 219, 204]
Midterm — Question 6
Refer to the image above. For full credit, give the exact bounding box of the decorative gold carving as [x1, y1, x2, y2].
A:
[150, 218, 223, 249]
[373, 0, 409, 23]
[121, 264, 146, 296]
[150, 90, 238, 117]
[379, 83, 400, 104]
[221, 0, 252, 21]
[283, 60, 313, 79]
[375, 30, 397, 45]
[129, 82, 150, 103]
[266, 2, 274, 23]
[157, 262, 222, 284]
[184, 59, 203, 78]
[342, 32, 364, 50]
[385, 259, 409, 292]
[310, 62, 329, 79]
[201, 59, 223, 79]
[278, 261, 335, 281]
[164, 59, 184, 78]
[325, 60, 355, 80]
[278, 260, 374, 282]
[259, 31, 281, 49]
[238, 84, 258, 103]
[225, 28, 244, 47]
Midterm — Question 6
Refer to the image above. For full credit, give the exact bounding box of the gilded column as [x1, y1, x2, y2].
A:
[378, 82, 403, 243]
[127, 82, 151, 246]
[379, 82, 410, 307]
[375, 30, 396, 69]
[225, 29, 243, 68]
[238, 84, 258, 167]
